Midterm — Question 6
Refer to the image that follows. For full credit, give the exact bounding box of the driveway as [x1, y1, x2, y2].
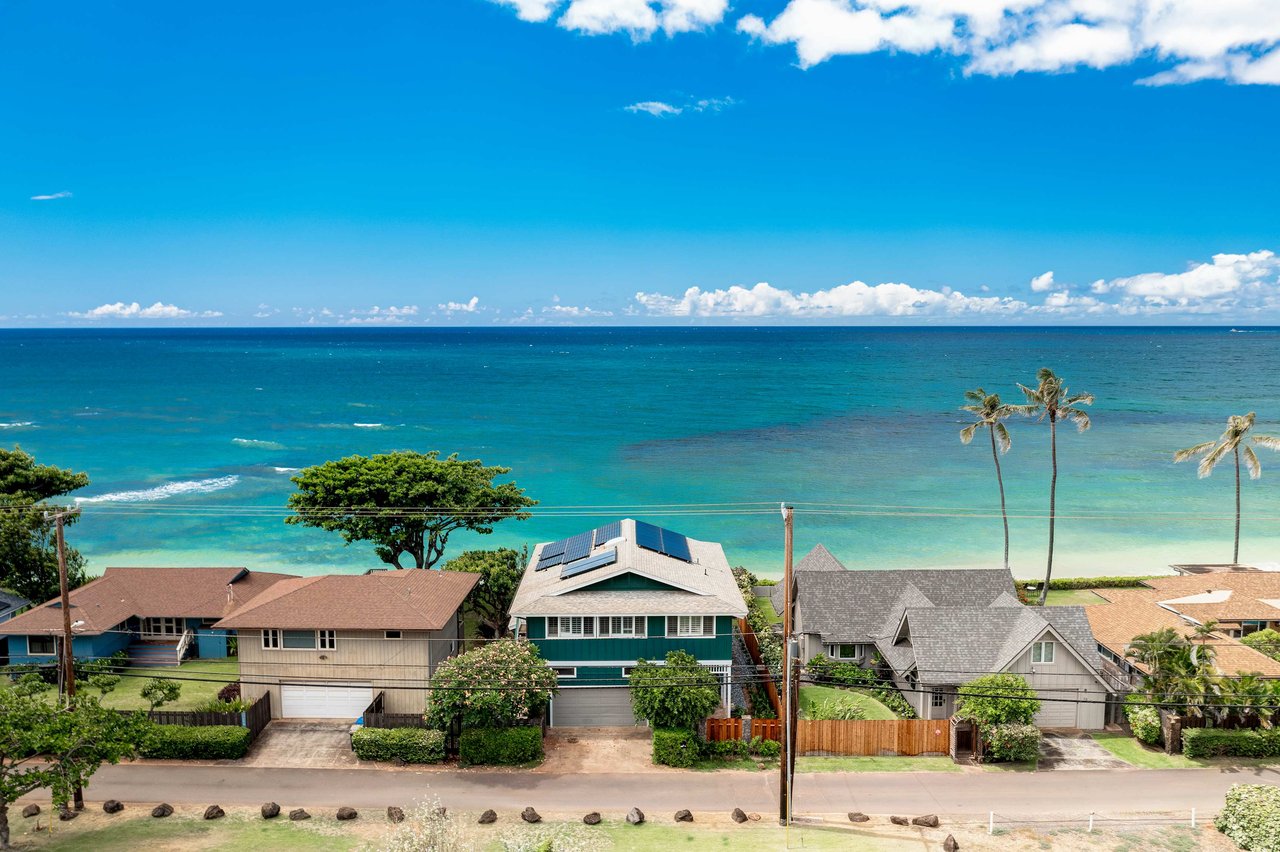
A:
[536, 727, 661, 774]
[241, 720, 359, 768]
[1039, 732, 1130, 770]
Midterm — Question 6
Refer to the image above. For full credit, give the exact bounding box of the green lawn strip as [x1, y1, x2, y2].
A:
[33, 813, 358, 852]
[796, 756, 961, 773]
[750, 594, 781, 625]
[1042, 589, 1105, 606]
[1089, 732, 1280, 770]
[98, 658, 240, 711]
[798, 685, 898, 721]
[597, 821, 919, 850]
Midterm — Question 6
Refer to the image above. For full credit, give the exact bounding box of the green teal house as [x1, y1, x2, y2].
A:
[510, 519, 748, 727]
[0, 567, 295, 668]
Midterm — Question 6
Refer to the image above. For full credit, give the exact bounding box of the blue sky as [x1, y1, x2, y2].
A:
[3, 1, 1279, 325]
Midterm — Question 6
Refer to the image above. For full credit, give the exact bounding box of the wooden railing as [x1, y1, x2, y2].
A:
[796, 719, 950, 756]
[175, 629, 194, 663]
[736, 618, 782, 717]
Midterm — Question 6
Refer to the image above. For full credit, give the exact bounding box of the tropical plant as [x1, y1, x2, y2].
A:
[1174, 413, 1280, 564]
[140, 677, 181, 714]
[1241, 628, 1280, 662]
[444, 547, 526, 638]
[960, 388, 1020, 571]
[628, 650, 722, 729]
[1017, 368, 1093, 605]
[425, 640, 557, 729]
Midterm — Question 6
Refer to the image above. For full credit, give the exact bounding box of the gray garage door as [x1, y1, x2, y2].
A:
[551, 687, 641, 727]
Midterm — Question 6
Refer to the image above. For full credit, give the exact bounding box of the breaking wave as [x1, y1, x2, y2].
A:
[75, 475, 240, 504]
[232, 437, 286, 449]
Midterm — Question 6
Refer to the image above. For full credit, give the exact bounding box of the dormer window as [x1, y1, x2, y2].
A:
[1032, 641, 1056, 664]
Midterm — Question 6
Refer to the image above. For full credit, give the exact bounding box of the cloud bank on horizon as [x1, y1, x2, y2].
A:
[492, 0, 1280, 85]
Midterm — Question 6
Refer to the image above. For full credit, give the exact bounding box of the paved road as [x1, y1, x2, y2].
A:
[65, 764, 1280, 819]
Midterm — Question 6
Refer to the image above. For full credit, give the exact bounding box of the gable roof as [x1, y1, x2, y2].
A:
[0, 590, 29, 620]
[0, 567, 296, 637]
[215, 569, 478, 631]
[510, 519, 747, 618]
[771, 544, 847, 613]
[1136, 573, 1280, 623]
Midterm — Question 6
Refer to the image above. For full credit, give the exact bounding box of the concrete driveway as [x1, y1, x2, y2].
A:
[1038, 732, 1130, 770]
[242, 720, 360, 768]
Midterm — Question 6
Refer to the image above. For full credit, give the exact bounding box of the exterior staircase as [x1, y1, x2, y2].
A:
[127, 640, 182, 667]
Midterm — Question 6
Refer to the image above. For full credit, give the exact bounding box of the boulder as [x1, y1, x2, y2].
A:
[21, 804, 40, 818]
[521, 807, 541, 824]
[204, 805, 225, 820]
[152, 803, 174, 818]
[478, 809, 498, 824]
[674, 809, 693, 823]
[387, 806, 405, 823]
[261, 802, 280, 819]
[747, 813, 761, 822]
[289, 809, 311, 821]
[848, 812, 870, 823]
[943, 835, 960, 852]
[57, 808, 78, 822]
[626, 807, 645, 825]
[731, 808, 748, 824]
[103, 800, 124, 814]
[583, 812, 601, 825]
[890, 816, 909, 826]
[913, 814, 940, 828]
[337, 806, 358, 821]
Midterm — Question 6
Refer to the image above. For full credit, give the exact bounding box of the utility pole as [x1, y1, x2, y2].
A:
[779, 503, 795, 827]
[52, 507, 84, 811]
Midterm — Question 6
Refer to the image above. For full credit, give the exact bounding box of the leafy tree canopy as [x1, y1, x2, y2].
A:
[1242, 628, 1280, 662]
[0, 447, 89, 603]
[425, 640, 558, 729]
[629, 650, 722, 729]
[141, 678, 181, 714]
[0, 685, 146, 849]
[955, 673, 1040, 727]
[286, 451, 536, 570]
[444, 548, 525, 639]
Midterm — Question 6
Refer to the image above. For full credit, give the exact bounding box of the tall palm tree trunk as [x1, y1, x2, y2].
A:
[1040, 414, 1058, 606]
[1234, 446, 1241, 565]
[989, 425, 1010, 571]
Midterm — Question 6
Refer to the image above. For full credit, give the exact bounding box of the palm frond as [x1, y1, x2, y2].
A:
[1197, 441, 1232, 479]
[959, 423, 980, 445]
[1243, 445, 1262, 480]
[1174, 441, 1218, 463]
[1063, 407, 1092, 432]
[963, 388, 986, 404]
[1064, 392, 1095, 407]
[1252, 434, 1280, 451]
[994, 422, 1012, 454]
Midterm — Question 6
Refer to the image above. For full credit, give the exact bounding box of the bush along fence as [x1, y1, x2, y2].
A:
[705, 716, 782, 744]
[361, 691, 431, 730]
[131, 691, 271, 752]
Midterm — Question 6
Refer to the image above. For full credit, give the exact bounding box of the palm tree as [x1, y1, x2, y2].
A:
[959, 388, 1020, 571]
[1174, 412, 1280, 564]
[1018, 368, 1094, 605]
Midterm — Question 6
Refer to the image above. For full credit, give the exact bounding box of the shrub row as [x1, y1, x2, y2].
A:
[1182, 728, 1280, 759]
[701, 735, 782, 761]
[352, 727, 446, 764]
[984, 723, 1041, 763]
[1014, 576, 1155, 591]
[652, 728, 701, 768]
[139, 724, 252, 760]
[459, 726, 543, 766]
[1215, 784, 1280, 851]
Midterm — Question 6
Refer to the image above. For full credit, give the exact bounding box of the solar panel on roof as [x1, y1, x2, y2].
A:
[660, 530, 692, 562]
[635, 521, 663, 553]
[535, 554, 562, 571]
[635, 521, 694, 562]
[560, 548, 617, 580]
[540, 538, 569, 559]
[561, 531, 593, 563]
[593, 521, 621, 547]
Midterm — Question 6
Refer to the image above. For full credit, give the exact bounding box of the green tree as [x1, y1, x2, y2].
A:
[1018, 368, 1093, 605]
[0, 447, 90, 603]
[141, 678, 181, 714]
[1174, 413, 1280, 564]
[959, 388, 1020, 571]
[1241, 628, 1280, 662]
[628, 650, 722, 729]
[425, 640, 558, 729]
[1, 686, 146, 849]
[444, 548, 525, 639]
[286, 451, 536, 569]
[955, 673, 1041, 727]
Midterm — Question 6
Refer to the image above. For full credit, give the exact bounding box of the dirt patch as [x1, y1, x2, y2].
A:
[241, 720, 360, 769]
[536, 727, 666, 774]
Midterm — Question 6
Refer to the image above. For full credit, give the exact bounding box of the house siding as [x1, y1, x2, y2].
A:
[238, 628, 441, 718]
[1006, 631, 1108, 730]
[7, 630, 131, 667]
[529, 615, 733, 664]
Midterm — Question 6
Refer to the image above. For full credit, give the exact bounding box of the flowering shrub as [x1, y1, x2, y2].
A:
[424, 640, 558, 729]
[984, 723, 1041, 763]
[1124, 697, 1162, 746]
[1215, 784, 1280, 851]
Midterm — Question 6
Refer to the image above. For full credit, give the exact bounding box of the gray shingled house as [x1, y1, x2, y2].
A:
[782, 545, 1112, 730]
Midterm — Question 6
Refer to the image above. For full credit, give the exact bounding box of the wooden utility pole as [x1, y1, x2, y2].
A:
[52, 507, 84, 811]
[779, 503, 795, 826]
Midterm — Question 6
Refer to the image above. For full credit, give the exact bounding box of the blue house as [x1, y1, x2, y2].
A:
[0, 567, 295, 668]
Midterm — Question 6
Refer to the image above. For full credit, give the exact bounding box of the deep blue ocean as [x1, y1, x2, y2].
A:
[3, 327, 1279, 580]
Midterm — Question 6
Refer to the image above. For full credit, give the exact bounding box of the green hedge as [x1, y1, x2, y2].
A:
[984, 723, 1041, 763]
[749, 736, 781, 758]
[459, 726, 543, 766]
[1182, 728, 1280, 759]
[1216, 784, 1280, 850]
[1014, 576, 1155, 591]
[1124, 699, 1162, 746]
[652, 728, 700, 768]
[352, 727, 445, 764]
[140, 724, 251, 760]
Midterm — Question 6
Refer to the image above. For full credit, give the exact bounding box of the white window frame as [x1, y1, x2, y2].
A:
[829, 643, 864, 660]
[667, 615, 715, 638]
[1032, 640, 1056, 664]
[27, 635, 57, 656]
[931, 688, 946, 708]
[319, 630, 336, 650]
[546, 616, 595, 638]
[262, 629, 281, 649]
[598, 615, 643, 638]
[282, 629, 317, 650]
[622, 665, 637, 678]
[551, 666, 577, 679]
[262, 629, 337, 651]
[141, 616, 183, 638]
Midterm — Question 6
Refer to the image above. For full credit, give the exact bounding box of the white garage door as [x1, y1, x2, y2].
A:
[551, 687, 641, 727]
[280, 683, 372, 719]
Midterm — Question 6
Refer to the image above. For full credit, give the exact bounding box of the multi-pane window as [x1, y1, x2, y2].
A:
[547, 616, 593, 637]
[263, 629, 335, 651]
[142, 617, 183, 637]
[319, 630, 336, 650]
[598, 616, 640, 637]
[931, 689, 946, 708]
[262, 629, 281, 649]
[668, 615, 715, 637]
[1032, 641, 1056, 664]
[28, 635, 56, 655]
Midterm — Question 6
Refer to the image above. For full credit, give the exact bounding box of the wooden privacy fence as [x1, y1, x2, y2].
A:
[361, 691, 430, 730]
[704, 716, 783, 744]
[797, 719, 950, 756]
[137, 693, 272, 742]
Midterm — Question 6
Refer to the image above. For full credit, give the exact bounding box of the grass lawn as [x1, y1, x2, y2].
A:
[799, 685, 898, 721]
[1090, 732, 1280, 770]
[750, 594, 780, 625]
[796, 755, 962, 773]
[1042, 588, 1106, 606]
[95, 659, 239, 711]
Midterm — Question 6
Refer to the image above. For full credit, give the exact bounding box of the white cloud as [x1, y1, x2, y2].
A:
[254, 303, 280, 319]
[625, 95, 737, 116]
[1029, 271, 1057, 292]
[635, 280, 1026, 317]
[1101, 250, 1280, 304]
[68, 301, 222, 320]
[559, 0, 727, 38]
[626, 100, 684, 116]
[543, 304, 615, 317]
[31, 191, 72, 201]
[438, 296, 481, 313]
[490, 0, 562, 22]
[339, 305, 420, 325]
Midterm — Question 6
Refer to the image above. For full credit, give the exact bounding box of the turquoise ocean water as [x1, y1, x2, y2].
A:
[3, 327, 1279, 580]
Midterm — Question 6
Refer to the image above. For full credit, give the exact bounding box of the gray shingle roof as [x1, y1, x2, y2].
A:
[771, 544, 847, 614]
[0, 590, 29, 620]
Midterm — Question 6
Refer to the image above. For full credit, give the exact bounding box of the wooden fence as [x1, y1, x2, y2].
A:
[704, 716, 783, 744]
[797, 719, 950, 756]
[736, 617, 782, 717]
[138, 692, 272, 742]
[361, 691, 429, 730]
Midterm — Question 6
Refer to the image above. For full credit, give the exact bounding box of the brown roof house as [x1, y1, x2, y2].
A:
[215, 569, 478, 719]
[0, 567, 295, 668]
